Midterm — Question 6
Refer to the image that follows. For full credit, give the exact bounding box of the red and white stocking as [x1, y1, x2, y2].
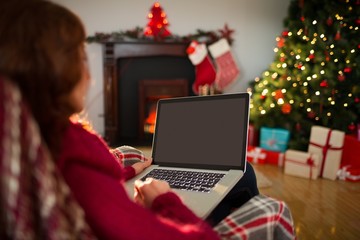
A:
[208, 38, 240, 91]
[187, 41, 216, 94]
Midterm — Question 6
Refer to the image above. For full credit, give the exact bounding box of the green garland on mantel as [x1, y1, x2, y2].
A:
[86, 24, 235, 45]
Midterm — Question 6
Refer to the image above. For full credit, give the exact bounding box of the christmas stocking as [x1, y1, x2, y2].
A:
[208, 38, 240, 91]
[187, 41, 216, 94]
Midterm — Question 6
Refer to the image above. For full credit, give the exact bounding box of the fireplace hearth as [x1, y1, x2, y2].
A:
[102, 41, 195, 146]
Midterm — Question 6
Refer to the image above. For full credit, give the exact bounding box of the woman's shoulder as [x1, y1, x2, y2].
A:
[57, 121, 118, 171]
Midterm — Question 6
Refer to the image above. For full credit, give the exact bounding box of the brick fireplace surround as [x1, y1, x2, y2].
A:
[102, 41, 195, 146]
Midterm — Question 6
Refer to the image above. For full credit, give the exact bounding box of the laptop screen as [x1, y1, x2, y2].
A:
[152, 93, 249, 171]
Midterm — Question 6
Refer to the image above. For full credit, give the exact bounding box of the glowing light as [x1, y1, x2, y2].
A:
[263, 80, 269, 85]
[301, 66, 305, 70]
[272, 73, 278, 78]
[262, 89, 269, 95]
[348, 93, 353, 97]
[334, 59, 339, 62]
[328, 97, 332, 101]
[321, 62, 325, 66]
[296, 55, 301, 59]
[250, 103, 253, 108]
[316, 91, 320, 95]
[255, 77, 260, 82]
[303, 82, 308, 86]
[307, 108, 311, 112]
[310, 50, 315, 54]
[287, 76, 292, 81]
[331, 101, 335, 105]
[312, 20, 317, 25]
[327, 112, 332, 117]
[320, 70, 325, 74]
[264, 71, 270, 76]
[277, 63, 282, 68]
[260, 110, 266, 115]
[306, 98, 311, 103]
[307, 76, 312, 81]
[274, 48, 279, 52]
[351, 49, 355, 53]
[277, 98, 284, 104]
[288, 32, 293, 36]
[320, 34, 325, 38]
[306, 57, 310, 62]
[289, 100, 294, 104]
[312, 74, 318, 79]
[270, 103, 275, 108]
[330, 44, 335, 48]
[344, 103, 348, 107]
[282, 63, 287, 68]
[281, 89, 287, 93]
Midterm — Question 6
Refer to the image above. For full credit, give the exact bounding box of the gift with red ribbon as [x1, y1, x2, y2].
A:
[308, 126, 345, 180]
[340, 135, 360, 169]
[337, 165, 360, 182]
[246, 146, 266, 164]
[265, 150, 285, 167]
[284, 149, 320, 180]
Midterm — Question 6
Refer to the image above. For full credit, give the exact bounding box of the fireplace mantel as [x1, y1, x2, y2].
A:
[102, 41, 190, 145]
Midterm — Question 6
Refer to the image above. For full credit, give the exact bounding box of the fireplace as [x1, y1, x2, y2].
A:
[102, 41, 195, 146]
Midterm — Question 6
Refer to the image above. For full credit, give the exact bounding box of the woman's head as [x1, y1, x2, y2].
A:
[0, 0, 89, 155]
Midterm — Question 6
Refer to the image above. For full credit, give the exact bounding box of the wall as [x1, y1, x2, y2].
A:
[53, 0, 290, 136]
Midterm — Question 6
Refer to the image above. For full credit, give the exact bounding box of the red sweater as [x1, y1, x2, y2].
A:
[57, 122, 220, 240]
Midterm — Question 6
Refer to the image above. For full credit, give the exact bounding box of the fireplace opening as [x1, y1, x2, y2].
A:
[116, 55, 195, 146]
[139, 79, 189, 141]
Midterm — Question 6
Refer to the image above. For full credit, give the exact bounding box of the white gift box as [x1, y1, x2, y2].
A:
[308, 126, 345, 180]
[284, 150, 320, 180]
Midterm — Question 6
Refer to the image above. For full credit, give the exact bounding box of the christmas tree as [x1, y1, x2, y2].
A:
[248, 0, 360, 150]
[144, 2, 171, 40]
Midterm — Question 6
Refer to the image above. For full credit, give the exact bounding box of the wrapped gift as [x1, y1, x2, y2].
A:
[341, 135, 360, 168]
[260, 127, 290, 152]
[248, 124, 259, 146]
[308, 126, 345, 180]
[337, 166, 360, 182]
[266, 150, 285, 167]
[247, 146, 266, 164]
[284, 150, 320, 180]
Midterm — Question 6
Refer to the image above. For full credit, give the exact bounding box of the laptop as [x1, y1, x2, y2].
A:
[125, 92, 249, 219]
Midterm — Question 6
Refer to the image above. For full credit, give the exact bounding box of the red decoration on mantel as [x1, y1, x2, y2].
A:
[144, 2, 171, 40]
[219, 24, 235, 45]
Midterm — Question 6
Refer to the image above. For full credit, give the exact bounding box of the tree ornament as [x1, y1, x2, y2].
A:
[320, 80, 328, 87]
[334, 30, 341, 41]
[274, 90, 284, 100]
[344, 67, 352, 73]
[280, 57, 286, 62]
[307, 111, 316, 119]
[297, 63, 303, 70]
[309, 54, 315, 60]
[338, 74, 346, 82]
[348, 123, 356, 132]
[300, 16, 305, 22]
[355, 97, 360, 103]
[282, 103, 292, 114]
[356, 19, 360, 25]
[260, 94, 267, 100]
[144, 2, 171, 40]
[282, 30, 289, 37]
[277, 37, 285, 48]
[326, 17, 333, 26]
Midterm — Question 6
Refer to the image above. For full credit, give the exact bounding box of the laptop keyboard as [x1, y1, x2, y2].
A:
[141, 169, 225, 193]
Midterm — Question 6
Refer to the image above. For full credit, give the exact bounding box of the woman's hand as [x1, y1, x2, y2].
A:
[132, 157, 153, 175]
[134, 178, 171, 208]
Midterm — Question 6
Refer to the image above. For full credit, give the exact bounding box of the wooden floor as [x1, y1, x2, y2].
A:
[253, 164, 360, 240]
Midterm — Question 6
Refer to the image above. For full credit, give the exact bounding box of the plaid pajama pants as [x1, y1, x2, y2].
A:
[214, 194, 295, 240]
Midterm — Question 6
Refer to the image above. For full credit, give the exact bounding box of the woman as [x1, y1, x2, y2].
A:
[0, 0, 259, 239]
